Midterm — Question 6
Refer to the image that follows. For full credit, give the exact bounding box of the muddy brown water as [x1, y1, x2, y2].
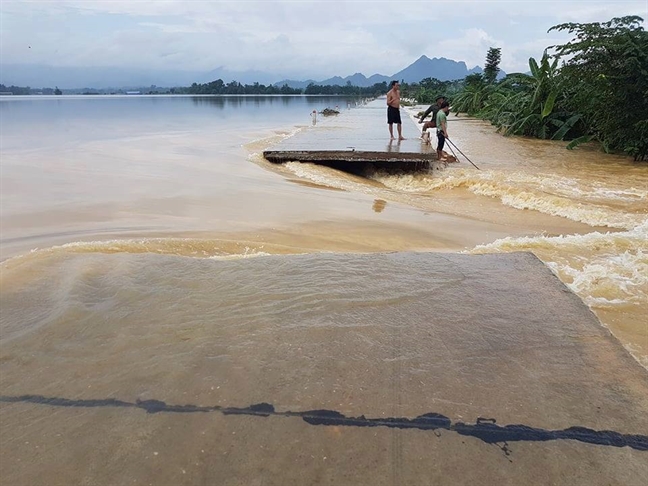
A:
[1, 96, 646, 484]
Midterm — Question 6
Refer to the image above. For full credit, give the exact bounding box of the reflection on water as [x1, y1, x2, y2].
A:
[188, 94, 359, 109]
[386, 139, 401, 152]
[373, 199, 387, 213]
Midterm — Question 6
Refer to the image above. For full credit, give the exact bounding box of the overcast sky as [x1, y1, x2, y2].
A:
[1, 0, 647, 79]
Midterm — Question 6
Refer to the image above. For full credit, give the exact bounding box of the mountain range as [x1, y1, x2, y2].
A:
[274, 56, 489, 89]
[0, 56, 500, 90]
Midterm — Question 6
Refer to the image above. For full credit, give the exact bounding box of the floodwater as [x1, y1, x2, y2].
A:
[1, 95, 646, 485]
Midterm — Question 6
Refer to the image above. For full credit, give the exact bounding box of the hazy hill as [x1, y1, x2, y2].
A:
[391, 55, 483, 82]
[1, 55, 501, 90]
[0, 64, 282, 90]
[198, 67, 280, 85]
[0, 65, 201, 90]
[274, 56, 497, 89]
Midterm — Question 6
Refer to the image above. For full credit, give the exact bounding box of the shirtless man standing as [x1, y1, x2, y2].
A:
[386, 80, 405, 140]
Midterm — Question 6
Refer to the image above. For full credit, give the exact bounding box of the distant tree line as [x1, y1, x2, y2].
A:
[399, 78, 463, 104]
[304, 81, 389, 98]
[183, 80, 302, 95]
[182, 79, 389, 97]
[0, 84, 62, 95]
[440, 16, 648, 160]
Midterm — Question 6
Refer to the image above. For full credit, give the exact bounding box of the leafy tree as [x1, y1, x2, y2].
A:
[413, 77, 456, 104]
[186, 78, 301, 95]
[54, 86, 62, 95]
[279, 84, 294, 94]
[448, 16, 647, 160]
[549, 15, 648, 159]
[483, 47, 502, 84]
[0, 84, 31, 95]
[499, 51, 568, 138]
[452, 73, 489, 114]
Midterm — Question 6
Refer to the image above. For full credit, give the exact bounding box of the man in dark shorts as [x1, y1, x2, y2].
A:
[386, 80, 405, 140]
[436, 101, 450, 161]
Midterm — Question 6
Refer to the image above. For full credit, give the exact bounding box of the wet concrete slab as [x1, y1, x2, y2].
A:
[1, 252, 647, 485]
[263, 99, 436, 167]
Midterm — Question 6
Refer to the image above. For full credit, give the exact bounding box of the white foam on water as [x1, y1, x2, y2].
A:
[372, 169, 644, 229]
[242, 125, 305, 155]
[370, 171, 440, 193]
[0, 238, 280, 267]
[468, 220, 648, 368]
[546, 249, 648, 305]
[283, 161, 385, 195]
[469, 220, 648, 301]
[624, 343, 648, 369]
[591, 185, 648, 202]
[208, 248, 272, 260]
[470, 218, 648, 255]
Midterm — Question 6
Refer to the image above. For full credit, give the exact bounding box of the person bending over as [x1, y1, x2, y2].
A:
[419, 95, 446, 134]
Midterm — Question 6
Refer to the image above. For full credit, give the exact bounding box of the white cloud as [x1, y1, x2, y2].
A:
[558, 4, 647, 22]
[1, 0, 646, 79]
[435, 29, 502, 68]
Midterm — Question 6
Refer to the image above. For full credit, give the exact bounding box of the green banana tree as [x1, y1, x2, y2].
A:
[452, 74, 496, 115]
[505, 53, 556, 136]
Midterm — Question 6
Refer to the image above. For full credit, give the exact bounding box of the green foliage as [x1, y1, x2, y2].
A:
[550, 16, 648, 159]
[484, 47, 502, 84]
[446, 15, 648, 160]
[624, 120, 648, 161]
[0, 84, 32, 95]
[409, 77, 457, 104]
[566, 135, 594, 150]
[498, 50, 565, 138]
[186, 79, 302, 95]
[303, 82, 387, 97]
[451, 49, 580, 141]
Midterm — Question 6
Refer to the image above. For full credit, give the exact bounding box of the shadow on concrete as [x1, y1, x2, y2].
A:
[2, 394, 646, 453]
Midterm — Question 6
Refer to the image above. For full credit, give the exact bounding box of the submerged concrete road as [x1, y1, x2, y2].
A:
[1, 252, 647, 485]
[263, 99, 436, 167]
